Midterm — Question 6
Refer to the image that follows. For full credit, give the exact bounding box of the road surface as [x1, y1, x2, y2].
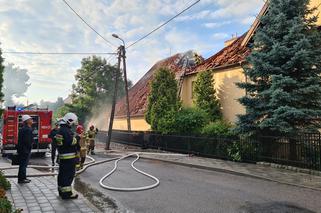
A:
[70, 153, 321, 213]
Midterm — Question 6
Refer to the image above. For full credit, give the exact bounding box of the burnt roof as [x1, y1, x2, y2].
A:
[115, 34, 251, 118]
[185, 33, 250, 76]
[115, 51, 199, 117]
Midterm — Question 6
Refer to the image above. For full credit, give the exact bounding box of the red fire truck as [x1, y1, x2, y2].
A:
[1, 106, 53, 156]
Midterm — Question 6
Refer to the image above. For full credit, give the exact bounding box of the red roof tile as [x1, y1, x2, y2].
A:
[115, 52, 198, 117]
[185, 33, 250, 76]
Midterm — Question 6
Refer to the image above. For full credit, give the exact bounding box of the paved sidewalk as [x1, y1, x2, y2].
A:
[7, 177, 98, 213]
[101, 142, 321, 191]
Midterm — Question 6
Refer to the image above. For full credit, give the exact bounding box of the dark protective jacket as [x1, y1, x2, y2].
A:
[56, 124, 78, 157]
[17, 125, 34, 154]
[49, 128, 59, 147]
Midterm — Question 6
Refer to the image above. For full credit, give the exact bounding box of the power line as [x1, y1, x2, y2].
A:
[62, 0, 116, 48]
[126, 0, 200, 49]
[3, 51, 117, 55]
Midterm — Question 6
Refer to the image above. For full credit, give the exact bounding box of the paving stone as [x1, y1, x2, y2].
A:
[29, 206, 41, 211]
[26, 202, 39, 207]
[6, 175, 97, 212]
[41, 206, 54, 211]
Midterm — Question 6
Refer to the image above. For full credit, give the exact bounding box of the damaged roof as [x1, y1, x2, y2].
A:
[115, 51, 200, 117]
[115, 34, 251, 117]
[185, 33, 250, 76]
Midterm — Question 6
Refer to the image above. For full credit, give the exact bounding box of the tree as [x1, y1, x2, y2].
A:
[193, 70, 221, 121]
[69, 55, 129, 123]
[145, 68, 180, 131]
[237, 0, 321, 136]
[2, 63, 30, 107]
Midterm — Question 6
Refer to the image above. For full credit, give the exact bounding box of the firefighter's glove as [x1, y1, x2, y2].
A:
[55, 134, 63, 146]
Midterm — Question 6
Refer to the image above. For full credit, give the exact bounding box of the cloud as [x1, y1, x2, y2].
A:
[176, 0, 263, 24]
[0, 0, 264, 103]
[212, 33, 229, 40]
[203, 21, 232, 29]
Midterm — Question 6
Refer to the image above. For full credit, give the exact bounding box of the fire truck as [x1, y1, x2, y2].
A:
[1, 106, 53, 156]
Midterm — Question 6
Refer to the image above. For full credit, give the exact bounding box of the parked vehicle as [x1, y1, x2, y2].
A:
[1, 106, 53, 156]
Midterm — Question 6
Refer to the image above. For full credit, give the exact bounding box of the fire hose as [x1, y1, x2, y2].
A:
[0, 152, 186, 192]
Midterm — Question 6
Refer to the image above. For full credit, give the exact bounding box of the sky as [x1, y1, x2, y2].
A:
[0, 0, 265, 104]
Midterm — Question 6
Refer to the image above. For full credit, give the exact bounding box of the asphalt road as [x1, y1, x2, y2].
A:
[67, 153, 321, 213]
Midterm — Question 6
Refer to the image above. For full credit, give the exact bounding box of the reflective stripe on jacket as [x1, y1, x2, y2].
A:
[59, 152, 77, 160]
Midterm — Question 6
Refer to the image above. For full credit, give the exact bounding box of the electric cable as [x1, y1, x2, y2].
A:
[62, 0, 116, 48]
[126, 0, 200, 49]
[2, 51, 116, 55]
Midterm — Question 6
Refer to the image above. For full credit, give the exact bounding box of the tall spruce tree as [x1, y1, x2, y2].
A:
[145, 68, 180, 131]
[193, 70, 221, 121]
[237, 0, 321, 135]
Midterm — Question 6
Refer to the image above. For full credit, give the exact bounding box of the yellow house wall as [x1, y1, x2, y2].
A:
[181, 66, 246, 123]
[311, 0, 321, 25]
[113, 117, 150, 131]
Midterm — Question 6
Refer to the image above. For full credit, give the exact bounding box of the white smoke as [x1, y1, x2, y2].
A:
[86, 102, 111, 131]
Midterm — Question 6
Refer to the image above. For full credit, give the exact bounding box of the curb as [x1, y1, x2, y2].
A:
[257, 162, 321, 176]
[140, 156, 321, 192]
[75, 189, 103, 213]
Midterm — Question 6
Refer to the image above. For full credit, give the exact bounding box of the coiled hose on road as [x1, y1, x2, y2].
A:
[0, 152, 187, 191]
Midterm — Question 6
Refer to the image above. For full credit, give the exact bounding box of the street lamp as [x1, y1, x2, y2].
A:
[112, 33, 131, 132]
[112, 34, 125, 47]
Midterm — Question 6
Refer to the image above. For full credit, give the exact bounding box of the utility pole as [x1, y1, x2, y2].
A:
[112, 34, 131, 132]
[121, 45, 131, 131]
[106, 47, 122, 150]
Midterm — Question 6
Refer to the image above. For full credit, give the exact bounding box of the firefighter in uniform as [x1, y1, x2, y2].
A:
[17, 115, 34, 184]
[86, 125, 98, 155]
[55, 112, 79, 200]
[49, 122, 59, 166]
[76, 125, 86, 169]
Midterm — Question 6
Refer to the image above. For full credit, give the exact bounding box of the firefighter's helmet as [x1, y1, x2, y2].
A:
[62, 113, 78, 126]
[22, 115, 32, 122]
[76, 125, 84, 134]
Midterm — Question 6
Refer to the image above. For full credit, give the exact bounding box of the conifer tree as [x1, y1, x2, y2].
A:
[237, 0, 321, 135]
[194, 70, 221, 121]
[145, 68, 180, 131]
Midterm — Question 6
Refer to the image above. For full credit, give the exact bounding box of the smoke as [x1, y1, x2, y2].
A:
[86, 100, 112, 131]
[3, 63, 30, 106]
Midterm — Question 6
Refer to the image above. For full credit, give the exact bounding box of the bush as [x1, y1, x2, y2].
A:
[158, 108, 209, 135]
[173, 108, 209, 135]
[0, 198, 13, 213]
[201, 120, 234, 137]
[227, 142, 242, 162]
[0, 188, 5, 199]
[0, 172, 10, 191]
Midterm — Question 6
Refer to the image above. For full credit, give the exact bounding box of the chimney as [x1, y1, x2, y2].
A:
[224, 33, 238, 47]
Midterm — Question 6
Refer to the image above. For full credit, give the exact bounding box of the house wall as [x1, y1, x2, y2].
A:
[113, 116, 150, 131]
[181, 66, 246, 123]
[311, 0, 321, 25]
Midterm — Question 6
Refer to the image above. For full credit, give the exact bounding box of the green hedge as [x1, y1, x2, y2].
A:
[201, 120, 234, 137]
[0, 172, 21, 213]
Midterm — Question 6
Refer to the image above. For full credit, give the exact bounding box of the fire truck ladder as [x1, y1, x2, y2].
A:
[6, 115, 15, 145]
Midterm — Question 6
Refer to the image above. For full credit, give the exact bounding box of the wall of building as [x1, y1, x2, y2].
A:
[113, 116, 150, 131]
[181, 66, 246, 123]
[311, 0, 321, 25]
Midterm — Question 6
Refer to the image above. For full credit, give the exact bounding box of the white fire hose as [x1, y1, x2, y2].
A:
[0, 152, 187, 192]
